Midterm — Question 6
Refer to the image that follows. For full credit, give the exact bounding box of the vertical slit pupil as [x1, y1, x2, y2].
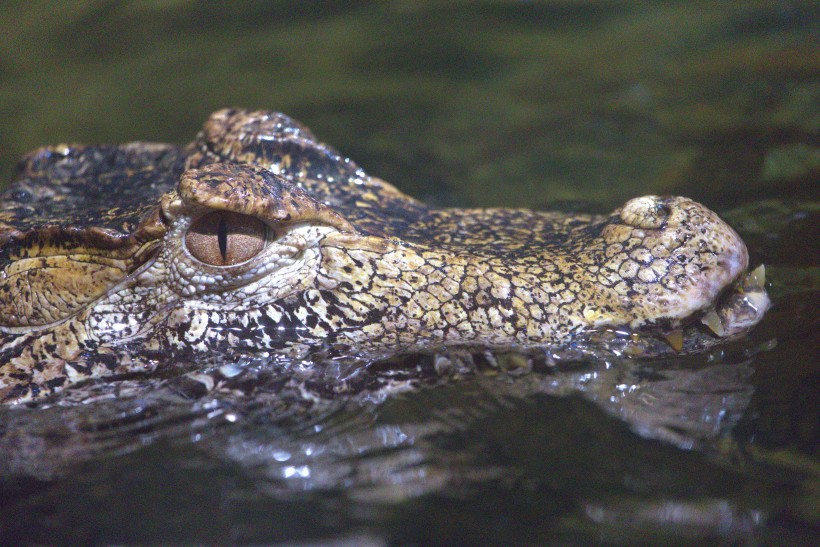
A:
[217, 214, 228, 262]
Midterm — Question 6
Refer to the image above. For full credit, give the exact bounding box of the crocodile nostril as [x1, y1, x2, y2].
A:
[620, 196, 669, 229]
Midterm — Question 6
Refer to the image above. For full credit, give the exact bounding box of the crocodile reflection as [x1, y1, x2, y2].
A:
[0, 354, 755, 478]
[0, 354, 767, 540]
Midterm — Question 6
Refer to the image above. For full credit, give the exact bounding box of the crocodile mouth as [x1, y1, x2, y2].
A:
[587, 265, 771, 358]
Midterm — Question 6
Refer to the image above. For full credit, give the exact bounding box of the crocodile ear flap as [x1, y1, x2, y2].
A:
[171, 163, 357, 233]
[186, 108, 365, 187]
[0, 227, 136, 327]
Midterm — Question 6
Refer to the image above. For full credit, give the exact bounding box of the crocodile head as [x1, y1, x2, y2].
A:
[0, 109, 769, 403]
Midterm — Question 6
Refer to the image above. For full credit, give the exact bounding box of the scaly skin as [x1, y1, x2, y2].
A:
[0, 109, 769, 404]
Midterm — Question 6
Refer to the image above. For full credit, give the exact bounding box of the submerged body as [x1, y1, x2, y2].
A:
[0, 109, 769, 404]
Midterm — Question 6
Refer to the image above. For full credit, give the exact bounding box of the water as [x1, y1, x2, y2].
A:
[0, 2, 817, 544]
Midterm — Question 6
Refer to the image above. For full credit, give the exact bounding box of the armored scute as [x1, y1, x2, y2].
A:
[0, 109, 769, 404]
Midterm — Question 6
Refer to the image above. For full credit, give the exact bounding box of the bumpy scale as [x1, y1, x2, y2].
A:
[0, 109, 769, 404]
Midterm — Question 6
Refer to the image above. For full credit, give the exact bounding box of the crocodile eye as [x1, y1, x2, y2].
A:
[185, 211, 267, 266]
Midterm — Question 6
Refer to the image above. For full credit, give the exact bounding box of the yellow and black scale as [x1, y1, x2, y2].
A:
[0, 109, 769, 404]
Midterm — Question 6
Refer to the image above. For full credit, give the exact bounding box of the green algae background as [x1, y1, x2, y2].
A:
[1, 1, 817, 208]
[0, 2, 818, 544]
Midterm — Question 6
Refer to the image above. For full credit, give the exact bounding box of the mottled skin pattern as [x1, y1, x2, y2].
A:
[0, 109, 769, 404]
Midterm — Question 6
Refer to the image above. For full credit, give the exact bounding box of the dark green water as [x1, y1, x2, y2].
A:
[0, 2, 817, 544]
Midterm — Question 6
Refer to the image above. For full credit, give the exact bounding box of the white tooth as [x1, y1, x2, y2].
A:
[743, 291, 771, 314]
[747, 264, 766, 289]
[701, 309, 725, 337]
[664, 329, 684, 352]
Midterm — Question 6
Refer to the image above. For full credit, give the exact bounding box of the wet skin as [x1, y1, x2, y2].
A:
[0, 109, 770, 404]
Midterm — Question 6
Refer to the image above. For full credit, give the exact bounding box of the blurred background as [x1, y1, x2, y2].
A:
[2, 1, 817, 209]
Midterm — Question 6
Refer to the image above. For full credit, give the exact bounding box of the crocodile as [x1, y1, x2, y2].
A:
[0, 109, 770, 404]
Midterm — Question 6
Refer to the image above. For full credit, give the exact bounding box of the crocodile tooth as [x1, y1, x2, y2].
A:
[743, 291, 770, 313]
[663, 329, 684, 352]
[747, 264, 766, 289]
[701, 309, 725, 337]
